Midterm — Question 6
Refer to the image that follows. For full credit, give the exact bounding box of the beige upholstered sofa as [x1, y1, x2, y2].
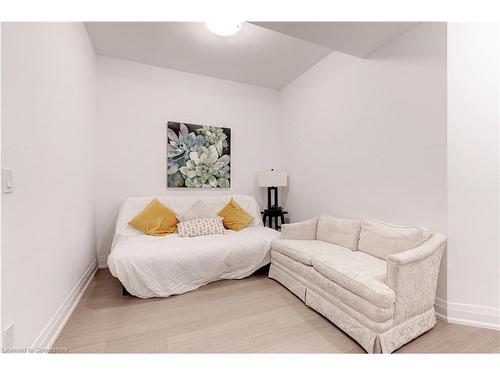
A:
[268, 215, 446, 353]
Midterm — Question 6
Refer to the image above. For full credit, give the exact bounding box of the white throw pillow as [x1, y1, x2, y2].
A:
[177, 200, 220, 222]
[358, 219, 425, 260]
[316, 214, 361, 251]
[177, 217, 225, 237]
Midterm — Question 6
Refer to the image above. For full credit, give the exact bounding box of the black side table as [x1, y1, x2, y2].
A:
[261, 208, 288, 230]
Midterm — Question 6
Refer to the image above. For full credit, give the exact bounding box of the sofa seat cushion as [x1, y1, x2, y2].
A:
[271, 250, 394, 323]
[271, 239, 346, 266]
[312, 254, 395, 308]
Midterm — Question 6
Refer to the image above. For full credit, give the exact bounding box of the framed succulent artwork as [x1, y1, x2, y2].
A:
[167, 121, 231, 188]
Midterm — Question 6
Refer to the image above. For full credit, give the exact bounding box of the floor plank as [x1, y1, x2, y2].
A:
[53, 269, 500, 353]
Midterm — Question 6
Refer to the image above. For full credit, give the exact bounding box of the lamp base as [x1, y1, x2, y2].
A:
[267, 186, 280, 211]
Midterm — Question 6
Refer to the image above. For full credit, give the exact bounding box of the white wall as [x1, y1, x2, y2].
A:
[447, 23, 500, 328]
[1, 23, 96, 347]
[280, 23, 448, 298]
[0, 23, 3, 349]
[96, 56, 281, 264]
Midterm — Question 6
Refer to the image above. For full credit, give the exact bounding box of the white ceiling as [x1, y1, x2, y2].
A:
[85, 22, 418, 89]
[85, 22, 331, 89]
[252, 22, 420, 58]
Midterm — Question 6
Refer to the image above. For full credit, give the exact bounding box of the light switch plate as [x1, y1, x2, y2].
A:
[2, 168, 13, 193]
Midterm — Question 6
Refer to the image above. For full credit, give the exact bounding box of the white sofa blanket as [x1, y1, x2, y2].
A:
[108, 195, 280, 298]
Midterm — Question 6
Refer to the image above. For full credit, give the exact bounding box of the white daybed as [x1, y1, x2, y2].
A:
[107, 194, 281, 298]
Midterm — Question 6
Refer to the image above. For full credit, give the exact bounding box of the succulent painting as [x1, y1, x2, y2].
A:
[196, 126, 229, 156]
[179, 146, 230, 188]
[167, 123, 204, 175]
[167, 122, 231, 188]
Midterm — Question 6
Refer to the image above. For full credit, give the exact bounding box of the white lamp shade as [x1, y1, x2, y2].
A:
[258, 170, 287, 187]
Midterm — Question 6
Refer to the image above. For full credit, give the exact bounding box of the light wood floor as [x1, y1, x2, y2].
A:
[53, 269, 500, 353]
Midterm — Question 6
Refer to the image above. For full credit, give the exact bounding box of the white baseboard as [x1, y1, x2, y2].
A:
[434, 297, 448, 321]
[31, 258, 98, 351]
[98, 255, 108, 269]
[435, 297, 500, 331]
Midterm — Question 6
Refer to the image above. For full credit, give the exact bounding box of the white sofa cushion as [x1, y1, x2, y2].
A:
[280, 217, 319, 240]
[272, 237, 394, 308]
[271, 238, 388, 285]
[316, 214, 361, 251]
[271, 250, 394, 323]
[358, 219, 426, 260]
[312, 256, 395, 308]
[271, 239, 340, 265]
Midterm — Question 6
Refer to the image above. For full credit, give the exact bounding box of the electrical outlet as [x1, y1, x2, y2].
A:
[2, 322, 14, 350]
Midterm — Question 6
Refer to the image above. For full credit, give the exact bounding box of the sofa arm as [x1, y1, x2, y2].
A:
[386, 233, 446, 324]
[280, 217, 319, 240]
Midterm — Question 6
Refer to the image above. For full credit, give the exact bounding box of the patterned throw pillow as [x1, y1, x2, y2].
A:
[177, 217, 225, 237]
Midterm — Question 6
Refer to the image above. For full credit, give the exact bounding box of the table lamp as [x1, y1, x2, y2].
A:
[258, 169, 287, 211]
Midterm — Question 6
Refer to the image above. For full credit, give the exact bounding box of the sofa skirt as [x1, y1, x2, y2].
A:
[268, 262, 306, 302]
[268, 262, 437, 353]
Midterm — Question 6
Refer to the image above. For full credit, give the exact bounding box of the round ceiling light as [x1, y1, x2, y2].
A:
[206, 22, 242, 37]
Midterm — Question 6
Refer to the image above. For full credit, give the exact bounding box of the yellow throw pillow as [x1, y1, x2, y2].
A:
[217, 198, 254, 231]
[128, 199, 178, 236]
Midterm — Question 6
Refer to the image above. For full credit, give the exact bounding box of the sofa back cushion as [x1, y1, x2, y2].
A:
[281, 217, 319, 240]
[358, 219, 426, 260]
[316, 214, 361, 251]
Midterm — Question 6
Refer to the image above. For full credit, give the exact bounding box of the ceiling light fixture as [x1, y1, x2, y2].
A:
[206, 22, 242, 37]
